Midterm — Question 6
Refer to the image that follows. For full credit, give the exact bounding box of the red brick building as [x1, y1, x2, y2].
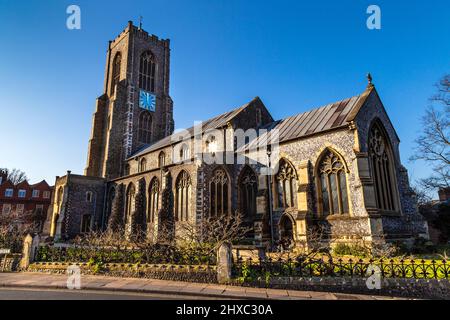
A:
[0, 171, 53, 219]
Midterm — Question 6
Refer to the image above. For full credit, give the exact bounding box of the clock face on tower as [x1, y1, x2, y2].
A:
[139, 90, 156, 112]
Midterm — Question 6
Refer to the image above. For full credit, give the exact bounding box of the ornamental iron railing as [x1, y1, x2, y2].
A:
[233, 257, 450, 280]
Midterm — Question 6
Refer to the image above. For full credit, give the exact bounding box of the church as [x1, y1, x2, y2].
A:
[43, 21, 428, 249]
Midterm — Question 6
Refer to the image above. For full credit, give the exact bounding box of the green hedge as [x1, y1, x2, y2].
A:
[36, 244, 216, 265]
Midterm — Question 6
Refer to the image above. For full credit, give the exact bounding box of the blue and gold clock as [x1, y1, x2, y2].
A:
[139, 90, 156, 112]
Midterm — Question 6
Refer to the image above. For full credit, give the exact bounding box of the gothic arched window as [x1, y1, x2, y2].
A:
[158, 151, 165, 168]
[139, 158, 147, 172]
[274, 159, 297, 208]
[317, 149, 349, 216]
[111, 52, 121, 95]
[125, 183, 136, 224]
[180, 143, 190, 162]
[210, 169, 230, 216]
[239, 166, 257, 220]
[369, 122, 397, 212]
[139, 112, 152, 144]
[176, 171, 191, 221]
[124, 163, 130, 176]
[148, 178, 160, 223]
[205, 135, 217, 154]
[139, 51, 156, 92]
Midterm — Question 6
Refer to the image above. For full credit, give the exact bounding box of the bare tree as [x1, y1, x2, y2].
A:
[411, 74, 450, 191]
[176, 211, 252, 256]
[412, 185, 433, 207]
[0, 209, 39, 253]
[268, 224, 335, 262]
[0, 168, 28, 185]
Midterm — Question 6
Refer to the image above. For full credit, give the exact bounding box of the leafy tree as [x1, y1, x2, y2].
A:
[411, 74, 449, 192]
[0, 168, 28, 184]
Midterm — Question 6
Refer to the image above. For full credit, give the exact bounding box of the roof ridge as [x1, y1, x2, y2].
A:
[345, 86, 375, 122]
[278, 93, 362, 123]
[129, 97, 260, 159]
[238, 91, 367, 152]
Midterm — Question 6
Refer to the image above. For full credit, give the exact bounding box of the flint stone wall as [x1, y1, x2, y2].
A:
[234, 276, 450, 299]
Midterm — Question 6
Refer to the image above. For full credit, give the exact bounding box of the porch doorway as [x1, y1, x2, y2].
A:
[279, 214, 294, 249]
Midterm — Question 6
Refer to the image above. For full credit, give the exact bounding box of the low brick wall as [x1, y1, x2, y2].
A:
[27, 262, 217, 283]
[0, 254, 22, 272]
[232, 276, 450, 299]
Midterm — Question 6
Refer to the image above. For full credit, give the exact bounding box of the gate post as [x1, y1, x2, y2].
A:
[19, 234, 40, 270]
[217, 242, 232, 284]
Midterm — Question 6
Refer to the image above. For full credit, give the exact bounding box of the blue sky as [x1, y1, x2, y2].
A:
[0, 0, 449, 196]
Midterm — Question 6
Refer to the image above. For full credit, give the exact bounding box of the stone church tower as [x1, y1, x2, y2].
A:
[85, 21, 174, 180]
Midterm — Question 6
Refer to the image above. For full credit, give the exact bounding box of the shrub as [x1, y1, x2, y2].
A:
[332, 243, 369, 257]
[0, 232, 23, 253]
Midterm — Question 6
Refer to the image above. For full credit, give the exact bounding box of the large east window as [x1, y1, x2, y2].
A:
[369, 122, 397, 212]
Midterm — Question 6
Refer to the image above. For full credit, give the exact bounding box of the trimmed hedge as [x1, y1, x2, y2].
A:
[36, 244, 216, 266]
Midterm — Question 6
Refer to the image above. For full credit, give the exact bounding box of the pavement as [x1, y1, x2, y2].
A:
[0, 272, 402, 300]
[0, 287, 224, 300]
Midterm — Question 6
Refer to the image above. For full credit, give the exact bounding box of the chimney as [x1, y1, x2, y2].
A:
[438, 188, 450, 202]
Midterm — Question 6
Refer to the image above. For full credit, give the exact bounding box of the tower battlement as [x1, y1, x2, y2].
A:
[109, 21, 170, 48]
